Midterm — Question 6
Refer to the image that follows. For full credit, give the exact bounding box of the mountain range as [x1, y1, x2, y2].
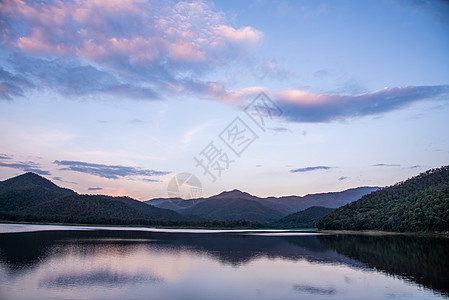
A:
[145, 186, 378, 222]
[0, 172, 377, 227]
[1, 166, 447, 231]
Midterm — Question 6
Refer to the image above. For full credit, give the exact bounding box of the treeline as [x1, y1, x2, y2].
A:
[317, 166, 449, 232]
[0, 212, 265, 228]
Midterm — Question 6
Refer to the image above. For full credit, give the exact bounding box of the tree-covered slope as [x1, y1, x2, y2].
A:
[0, 172, 200, 225]
[179, 198, 284, 222]
[272, 206, 335, 228]
[0, 172, 75, 195]
[317, 166, 449, 232]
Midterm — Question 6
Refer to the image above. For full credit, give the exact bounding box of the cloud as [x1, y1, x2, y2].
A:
[290, 166, 333, 173]
[142, 178, 160, 183]
[313, 70, 330, 78]
[373, 164, 401, 167]
[406, 0, 449, 26]
[267, 127, 292, 133]
[338, 176, 349, 181]
[88, 187, 103, 191]
[7, 54, 160, 100]
[0, 67, 34, 100]
[409, 165, 422, 169]
[208, 84, 449, 121]
[129, 119, 144, 124]
[254, 61, 294, 80]
[52, 176, 77, 185]
[1, 0, 262, 101]
[2, 0, 447, 123]
[0, 153, 14, 160]
[53, 160, 170, 180]
[276, 85, 449, 122]
[0, 161, 50, 175]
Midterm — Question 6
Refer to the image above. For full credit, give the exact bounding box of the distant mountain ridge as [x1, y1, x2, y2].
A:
[145, 186, 379, 222]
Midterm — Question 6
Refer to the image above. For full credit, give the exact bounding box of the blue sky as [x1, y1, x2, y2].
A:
[1, 0, 448, 200]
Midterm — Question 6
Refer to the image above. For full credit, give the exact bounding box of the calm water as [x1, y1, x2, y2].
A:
[0, 225, 448, 300]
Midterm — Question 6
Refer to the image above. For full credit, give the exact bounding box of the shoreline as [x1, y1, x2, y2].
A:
[1, 221, 448, 237]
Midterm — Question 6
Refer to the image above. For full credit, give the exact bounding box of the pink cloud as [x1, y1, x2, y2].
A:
[18, 27, 74, 56]
[2, 0, 262, 68]
[168, 40, 207, 61]
[214, 25, 263, 45]
[276, 90, 330, 106]
[200, 84, 449, 122]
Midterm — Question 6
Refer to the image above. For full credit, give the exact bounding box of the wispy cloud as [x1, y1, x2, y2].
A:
[129, 119, 144, 124]
[205, 84, 449, 121]
[313, 70, 330, 78]
[0, 161, 50, 175]
[290, 166, 333, 173]
[0, 153, 14, 160]
[52, 176, 77, 185]
[276, 85, 449, 122]
[267, 127, 292, 133]
[53, 160, 170, 180]
[409, 165, 422, 169]
[373, 163, 401, 167]
[142, 178, 160, 183]
[338, 176, 349, 181]
[0, 68, 34, 100]
[88, 187, 103, 191]
[254, 61, 294, 80]
[5, 55, 160, 100]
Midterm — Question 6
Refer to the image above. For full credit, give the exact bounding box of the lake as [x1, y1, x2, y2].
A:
[0, 224, 448, 300]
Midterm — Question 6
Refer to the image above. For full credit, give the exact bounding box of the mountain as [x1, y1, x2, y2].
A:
[145, 187, 378, 221]
[317, 166, 449, 232]
[260, 187, 379, 214]
[209, 189, 260, 201]
[272, 206, 335, 228]
[0, 172, 76, 195]
[0, 172, 200, 225]
[179, 198, 284, 222]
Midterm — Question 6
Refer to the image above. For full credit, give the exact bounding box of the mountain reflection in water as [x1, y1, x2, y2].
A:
[0, 228, 448, 300]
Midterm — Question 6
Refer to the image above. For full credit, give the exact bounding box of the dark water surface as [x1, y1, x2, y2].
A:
[0, 225, 448, 300]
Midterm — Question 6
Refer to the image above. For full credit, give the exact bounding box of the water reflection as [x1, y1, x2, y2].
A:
[0, 229, 447, 300]
[318, 234, 449, 297]
[40, 270, 162, 288]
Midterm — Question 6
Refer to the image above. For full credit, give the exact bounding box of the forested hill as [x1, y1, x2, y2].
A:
[317, 166, 449, 232]
[272, 206, 335, 228]
[0, 172, 201, 225]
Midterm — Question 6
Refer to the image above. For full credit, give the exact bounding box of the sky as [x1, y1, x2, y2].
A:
[0, 0, 448, 200]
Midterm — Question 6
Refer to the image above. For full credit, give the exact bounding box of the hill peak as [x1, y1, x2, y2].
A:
[209, 189, 260, 200]
[0, 172, 75, 194]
